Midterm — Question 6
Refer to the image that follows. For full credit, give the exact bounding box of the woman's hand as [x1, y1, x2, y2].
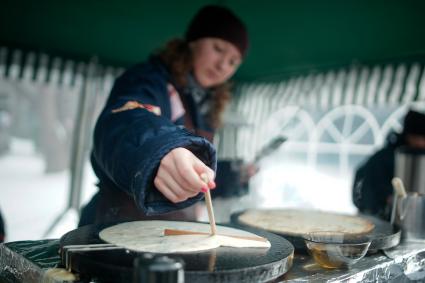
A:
[155, 147, 215, 203]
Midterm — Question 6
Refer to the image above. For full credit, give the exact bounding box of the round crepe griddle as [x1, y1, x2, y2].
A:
[59, 221, 294, 283]
[231, 210, 400, 253]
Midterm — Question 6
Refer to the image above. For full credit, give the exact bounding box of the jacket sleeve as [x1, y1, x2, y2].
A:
[91, 64, 216, 215]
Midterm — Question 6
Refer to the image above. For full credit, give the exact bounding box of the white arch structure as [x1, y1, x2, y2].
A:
[311, 105, 382, 174]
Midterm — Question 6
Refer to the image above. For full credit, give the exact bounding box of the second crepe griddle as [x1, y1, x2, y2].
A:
[231, 211, 400, 252]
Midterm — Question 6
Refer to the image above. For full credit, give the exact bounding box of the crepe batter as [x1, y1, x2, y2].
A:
[99, 220, 270, 253]
[238, 209, 375, 236]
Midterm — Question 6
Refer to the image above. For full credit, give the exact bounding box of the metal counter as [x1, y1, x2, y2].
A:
[280, 240, 425, 282]
[1, 239, 425, 282]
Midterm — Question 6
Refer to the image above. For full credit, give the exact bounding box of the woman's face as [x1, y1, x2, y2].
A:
[190, 38, 242, 88]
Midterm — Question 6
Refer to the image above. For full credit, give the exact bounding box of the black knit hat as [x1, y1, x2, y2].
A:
[403, 109, 425, 136]
[185, 5, 249, 57]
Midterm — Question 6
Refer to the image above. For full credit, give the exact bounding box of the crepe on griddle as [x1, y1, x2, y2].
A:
[99, 220, 270, 253]
[238, 209, 375, 236]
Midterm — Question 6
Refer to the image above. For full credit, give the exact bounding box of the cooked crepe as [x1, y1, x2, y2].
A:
[99, 220, 270, 253]
[238, 209, 375, 236]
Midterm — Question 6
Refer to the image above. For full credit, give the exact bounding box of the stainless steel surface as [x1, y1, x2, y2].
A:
[393, 194, 425, 241]
[395, 147, 425, 194]
[2, 240, 425, 283]
[279, 240, 425, 282]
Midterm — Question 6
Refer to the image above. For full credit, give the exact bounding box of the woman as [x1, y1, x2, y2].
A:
[79, 5, 249, 226]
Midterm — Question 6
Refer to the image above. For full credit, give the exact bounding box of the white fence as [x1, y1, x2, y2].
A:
[0, 47, 121, 172]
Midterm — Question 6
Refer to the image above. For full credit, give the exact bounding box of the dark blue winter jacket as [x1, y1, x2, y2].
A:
[90, 56, 216, 216]
[352, 132, 404, 220]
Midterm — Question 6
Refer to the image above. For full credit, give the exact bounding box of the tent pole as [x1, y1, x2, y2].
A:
[44, 57, 98, 237]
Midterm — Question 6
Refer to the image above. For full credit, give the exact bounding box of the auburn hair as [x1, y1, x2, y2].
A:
[158, 38, 231, 129]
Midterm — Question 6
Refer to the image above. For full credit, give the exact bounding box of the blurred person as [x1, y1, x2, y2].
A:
[79, 5, 251, 226]
[352, 109, 425, 220]
[212, 160, 258, 198]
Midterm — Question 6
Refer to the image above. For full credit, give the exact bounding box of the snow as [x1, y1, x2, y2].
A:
[0, 138, 97, 242]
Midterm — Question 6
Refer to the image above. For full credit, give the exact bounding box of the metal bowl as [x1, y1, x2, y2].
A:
[303, 231, 371, 269]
